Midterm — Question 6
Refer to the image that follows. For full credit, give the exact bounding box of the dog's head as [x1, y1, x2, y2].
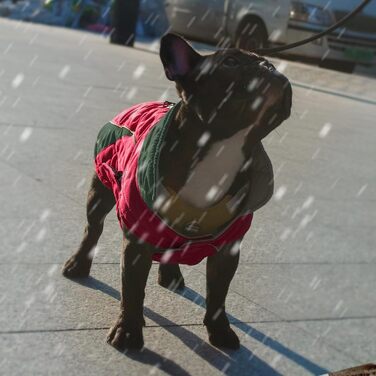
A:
[160, 33, 292, 143]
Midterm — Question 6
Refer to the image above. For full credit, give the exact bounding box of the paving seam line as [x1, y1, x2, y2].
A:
[2, 315, 376, 335]
[291, 80, 376, 105]
[2, 262, 375, 265]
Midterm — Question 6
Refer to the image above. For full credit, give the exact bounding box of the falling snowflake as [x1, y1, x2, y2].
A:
[19, 127, 32, 142]
[11, 73, 24, 89]
[58, 65, 70, 79]
[274, 185, 287, 201]
[133, 64, 146, 80]
[319, 123, 332, 138]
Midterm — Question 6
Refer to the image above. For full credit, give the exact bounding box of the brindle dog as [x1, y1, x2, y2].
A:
[62, 34, 292, 351]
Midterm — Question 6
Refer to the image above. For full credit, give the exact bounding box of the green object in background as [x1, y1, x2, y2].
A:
[344, 47, 374, 62]
[43, 0, 54, 10]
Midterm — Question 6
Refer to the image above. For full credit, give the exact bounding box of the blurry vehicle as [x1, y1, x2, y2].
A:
[165, 0, 291, 50]
[282, 0, 376, 72]
[165, 0, 376, 73]
[140, 0, 169, 36]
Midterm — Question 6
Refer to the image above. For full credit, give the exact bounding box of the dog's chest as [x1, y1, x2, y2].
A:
[178, 130, 247, 208]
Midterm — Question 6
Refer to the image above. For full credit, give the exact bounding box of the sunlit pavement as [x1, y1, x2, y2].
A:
[1, 19, 375, 375]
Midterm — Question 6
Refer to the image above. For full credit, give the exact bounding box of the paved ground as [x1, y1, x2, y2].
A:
[0, 19, 375, 375]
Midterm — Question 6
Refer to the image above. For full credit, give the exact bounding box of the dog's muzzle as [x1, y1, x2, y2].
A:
[249, 63, 292, 122]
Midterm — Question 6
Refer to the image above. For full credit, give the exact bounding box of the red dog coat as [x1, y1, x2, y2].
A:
[94, 101, 273, 265]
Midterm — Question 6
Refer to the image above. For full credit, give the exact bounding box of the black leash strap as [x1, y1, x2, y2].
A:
[254, 0, 373, 55]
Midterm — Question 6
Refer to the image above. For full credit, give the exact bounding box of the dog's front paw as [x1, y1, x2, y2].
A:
[62, 254, 92, 278]
[107, 318, 144, 351]
[206, 325, 240, 350]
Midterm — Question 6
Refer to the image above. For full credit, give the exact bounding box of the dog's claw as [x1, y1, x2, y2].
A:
[62, 254, 92, 278]
[206, 325, 240, 350]
[107, 320, 144, 351]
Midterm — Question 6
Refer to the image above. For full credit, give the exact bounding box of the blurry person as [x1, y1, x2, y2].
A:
[110, 0, 140, 47]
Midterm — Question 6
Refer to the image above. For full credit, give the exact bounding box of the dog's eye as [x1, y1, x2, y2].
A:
[259, 60, 276, 72]
[222, 57, 240, 68]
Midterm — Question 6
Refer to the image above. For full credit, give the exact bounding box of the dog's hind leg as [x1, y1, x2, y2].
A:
[62, 173, 115, 278]
[158, 263, 185, 291]
[204, 242, 241, 349]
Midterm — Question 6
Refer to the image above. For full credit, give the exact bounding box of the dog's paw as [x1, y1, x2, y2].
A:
[62, 254, 92, 278]
[158, 266, 185, 291]
[158, 274, 185, 291]
[206, 325, 240, 350]
[107, 319, 144, 351]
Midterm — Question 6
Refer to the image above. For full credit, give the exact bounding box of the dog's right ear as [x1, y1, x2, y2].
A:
[160, 33, 202, 81]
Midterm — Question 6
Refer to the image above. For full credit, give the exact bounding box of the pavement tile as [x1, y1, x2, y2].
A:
[240, 201, 375, 264]
[296, 318, 376, 365]
[281, 62, 376, 102]
[0, 161, 82, 220]
[231, 264, 376, 321]
[0, 263, 277, 332]
[0, 321, 356, 376]
[0, 215, 120, 264]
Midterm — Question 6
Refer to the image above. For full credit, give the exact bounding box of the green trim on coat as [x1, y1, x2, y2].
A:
[137, 102, 180, 209]
[94, 122, 133, 157]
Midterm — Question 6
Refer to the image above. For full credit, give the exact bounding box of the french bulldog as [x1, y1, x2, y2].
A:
[62, 33, 292, 351]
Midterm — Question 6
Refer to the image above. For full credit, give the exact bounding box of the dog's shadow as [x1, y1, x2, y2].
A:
[76, 276, 328, 376]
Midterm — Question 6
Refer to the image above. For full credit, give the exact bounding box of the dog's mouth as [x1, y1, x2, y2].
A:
[268, 80, 292, 122]
[245, 70, 292, 130]
[198, 80, 292, 141]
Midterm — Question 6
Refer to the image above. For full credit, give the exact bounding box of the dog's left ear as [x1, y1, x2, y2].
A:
[160, 33, 202, 81]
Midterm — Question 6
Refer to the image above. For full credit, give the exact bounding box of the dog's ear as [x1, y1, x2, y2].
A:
[160, 33, 202, 81]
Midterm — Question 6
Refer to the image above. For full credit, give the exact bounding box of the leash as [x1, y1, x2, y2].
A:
[254, 0, 373, 55]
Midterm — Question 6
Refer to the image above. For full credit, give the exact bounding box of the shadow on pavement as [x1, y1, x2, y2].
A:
[145, 306, 281, 376]
[125, 347, 192, 376]
[76, 277, 190, 376]
[75, 276, 327, 375]
[179, 287, 329, 376]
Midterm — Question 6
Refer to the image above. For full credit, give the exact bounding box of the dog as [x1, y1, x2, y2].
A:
[62, 33, 292, 351]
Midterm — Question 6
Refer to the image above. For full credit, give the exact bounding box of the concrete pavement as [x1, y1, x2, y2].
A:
[0, 19, 375, 375]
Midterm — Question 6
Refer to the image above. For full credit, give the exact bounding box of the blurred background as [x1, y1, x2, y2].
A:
[1, 0, 375, 74]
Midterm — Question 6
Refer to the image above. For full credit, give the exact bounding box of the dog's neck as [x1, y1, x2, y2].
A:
[159, 103, 253, 208]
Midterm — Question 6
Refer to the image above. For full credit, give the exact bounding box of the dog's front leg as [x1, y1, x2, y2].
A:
[107, 235, 153, 351]
[204, 242, 241, 349]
